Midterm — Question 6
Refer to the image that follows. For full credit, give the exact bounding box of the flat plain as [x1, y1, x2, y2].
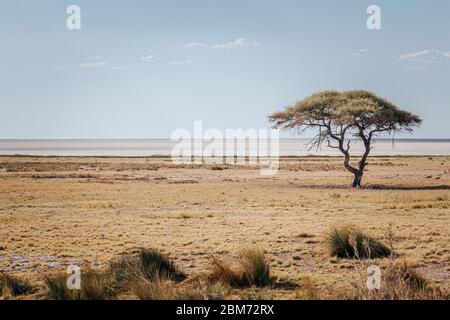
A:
[0, 156, 449, 298]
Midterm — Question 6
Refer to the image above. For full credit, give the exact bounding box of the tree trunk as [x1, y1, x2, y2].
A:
[337, 133, 371, 188]
[352, 172, 363, 188]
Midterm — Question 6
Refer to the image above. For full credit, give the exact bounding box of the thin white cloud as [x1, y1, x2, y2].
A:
[184, 42, 207, 48]
[80, 61, 109, 68]
[211, 38, 259, 49]
[166, 59, 192, 65]
[399, 49, 450, 64]
[184, 38, 259, 49]
[140, 55, 155, 62]
[352, 48, 369, 56]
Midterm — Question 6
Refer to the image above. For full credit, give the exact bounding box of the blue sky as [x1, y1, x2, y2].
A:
[1, 0, 449, 139]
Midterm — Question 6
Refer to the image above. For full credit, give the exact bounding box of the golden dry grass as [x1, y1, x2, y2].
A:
[0, 156, 449, 299]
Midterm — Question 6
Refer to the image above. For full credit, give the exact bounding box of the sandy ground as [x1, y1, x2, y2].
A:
[0, 156, 449, 298]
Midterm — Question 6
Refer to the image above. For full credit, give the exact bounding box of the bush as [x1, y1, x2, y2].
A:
[346, 261, 449, 300]
[0, 273, 34, 297]
[109, 248, 186, 285]
[130, 276, 179, 300]
[239, 248, 272, 287]
[131, 276, 225, 300]
[397, 262, 428, 290]
[208, 258, 245, 288]
[208, 248, 272, 288]
[326, 226, 391, 259]
[44, 270, 116, 300]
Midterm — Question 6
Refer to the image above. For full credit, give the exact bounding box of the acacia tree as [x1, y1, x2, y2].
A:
[269, 90, 422, 187]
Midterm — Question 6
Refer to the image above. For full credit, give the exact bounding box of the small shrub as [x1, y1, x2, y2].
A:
[131, 275, 226, 300]
[239, 248, 272, 287]
[130, 276, 179, 300]
[44, 270, 115, 300]
[295, 278, 321, 300]
[208, 258, 245, 288]
[108, 254, 139, 285]
[137, 248, 186, 282]
[326, 226, 391, 259]
[347, 261, 447, 300]
[0, 273, 34, 297]
[395, 262, 428, 292]
[44, 273, 71, 300]
[109, 248, 186, 287]
[208, 248, 272, 288]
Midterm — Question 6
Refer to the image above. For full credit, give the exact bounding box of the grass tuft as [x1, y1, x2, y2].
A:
[130, 275, 179, 300]
[208, 248, 272, 288]
[326, 226, 391, 259]
[44, 270, 116, 300]
[0, 273, 34, 297]
[138, 248, 186, 281]
[109, 248, 186, 286]
[395, 262, 428, 292]
[131, 275, 225, 300]
[208, 258, 244, 288]
[239, 248, 272, 287]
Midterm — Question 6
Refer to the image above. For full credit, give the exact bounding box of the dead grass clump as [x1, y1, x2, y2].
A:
[208, 259, 245, 288]
[131, 276, 226, 300]
[239, 248, 272, 287]
[138, 248, 186, 281]
[109, 248, 186, 286]
[391, 262, 428, 292]
[130, 276, 179, 300]
[208, 248, 272, 288]
[326, 226, 391, 259]
[44, 270, 116, 300]
[294, 277, 321, 300]
[344, 227, 450, 300]
[347, 261, 449, 300]
[0, 273, 34, 297]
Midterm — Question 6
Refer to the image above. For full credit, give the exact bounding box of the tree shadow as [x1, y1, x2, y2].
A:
[288, 184, 450, 191]
[364, 184, 450, 190]
[366, 184, 450, 191]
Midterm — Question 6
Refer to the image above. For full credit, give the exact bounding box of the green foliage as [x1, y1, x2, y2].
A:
[269, 90, 422, 133]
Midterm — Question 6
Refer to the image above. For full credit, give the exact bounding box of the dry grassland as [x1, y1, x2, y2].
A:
[0, 156, 449, 299]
